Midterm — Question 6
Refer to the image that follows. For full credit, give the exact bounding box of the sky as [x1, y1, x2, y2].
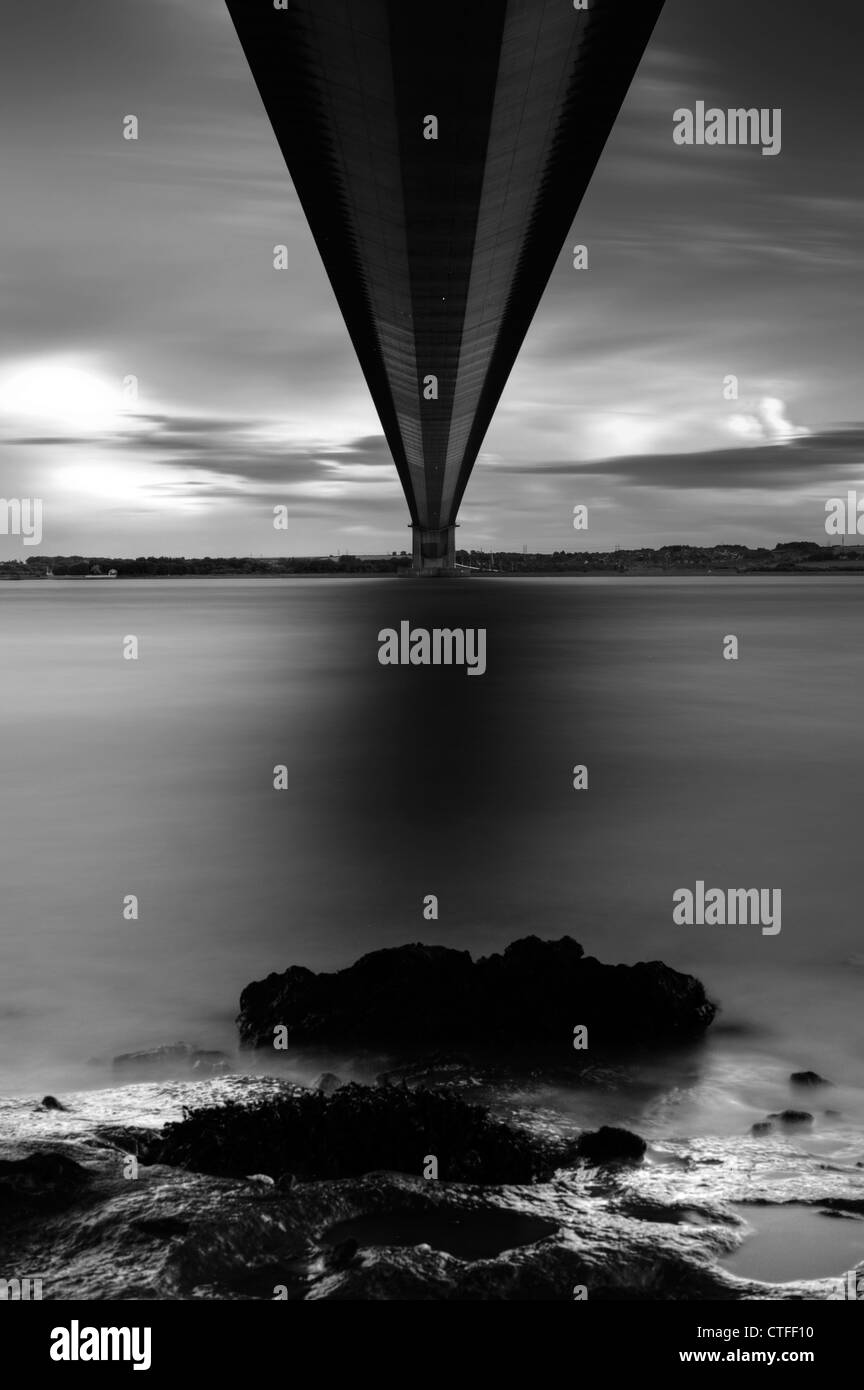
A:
[0, 0, 862, 557]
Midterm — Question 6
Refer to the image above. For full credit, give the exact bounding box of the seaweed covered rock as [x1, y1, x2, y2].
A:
[143, 1083, 579, 1185]
[237, 936, 716, 1051]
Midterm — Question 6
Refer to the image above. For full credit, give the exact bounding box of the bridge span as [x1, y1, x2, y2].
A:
[226, 0, 665, 572]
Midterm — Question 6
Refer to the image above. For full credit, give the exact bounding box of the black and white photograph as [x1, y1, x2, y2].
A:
[1, 0, 862, 1364]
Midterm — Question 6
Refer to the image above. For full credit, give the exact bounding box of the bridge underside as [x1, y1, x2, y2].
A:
[226, 0, 664, 571]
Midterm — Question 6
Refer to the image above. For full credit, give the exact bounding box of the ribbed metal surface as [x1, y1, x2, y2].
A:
[225, 0, 665, 531]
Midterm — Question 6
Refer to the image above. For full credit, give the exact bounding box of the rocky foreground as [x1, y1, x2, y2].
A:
[1, 1075, 862, 1300]
[1, 938, 861, 1300]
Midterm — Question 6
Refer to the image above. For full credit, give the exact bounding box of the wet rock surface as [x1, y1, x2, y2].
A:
[237, 936, 717, 1052]
[0, 1151, 93, 1212]
[1, 1074, 862, 1300]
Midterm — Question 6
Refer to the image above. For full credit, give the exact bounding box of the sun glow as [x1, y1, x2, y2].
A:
[0, 361, 124, 432]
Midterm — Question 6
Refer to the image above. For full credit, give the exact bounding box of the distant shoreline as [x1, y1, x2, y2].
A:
[3, 541, 864, 580]
[5, 570, 864, 580]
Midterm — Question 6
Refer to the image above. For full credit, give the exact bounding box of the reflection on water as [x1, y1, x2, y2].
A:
[0, 576, 862, 1111]
[722, 1204, 864, 1283]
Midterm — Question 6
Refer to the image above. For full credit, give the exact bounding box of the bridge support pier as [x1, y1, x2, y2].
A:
[411, 524, 457, 576]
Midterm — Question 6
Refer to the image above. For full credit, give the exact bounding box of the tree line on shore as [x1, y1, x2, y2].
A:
[0, 540, 860, 578]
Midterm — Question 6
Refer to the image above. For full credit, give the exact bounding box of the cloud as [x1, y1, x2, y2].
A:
[727, 397, 810, 443]
[9, 402, 856, 513]
[491, 426, 864, 492]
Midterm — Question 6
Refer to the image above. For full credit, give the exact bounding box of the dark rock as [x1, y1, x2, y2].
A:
[39, 1095, 68, 1111]
[237, 936, 716, 1052]
[112, 1043, 230, 1078]
[767, 1110, 814, 1126]
[132, 1217, 190, 1239]
[143, 1082, 579, 1185]
[751, 1121, 774, 1136]
[326, 1238, 359, 1270]
[373, 1052, 627, 1097]
[0, 1152, 92, 1212]
[375, 1053, 479, 1087]
[114, 1042, 194, 1071]
[313, 1072, 343, 1095]
[322, 1209, 561, 1261]
[93, 1125, 155, 1155]
[790, 1071, 831, 1088]
[575, 1126, 647, 1164]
